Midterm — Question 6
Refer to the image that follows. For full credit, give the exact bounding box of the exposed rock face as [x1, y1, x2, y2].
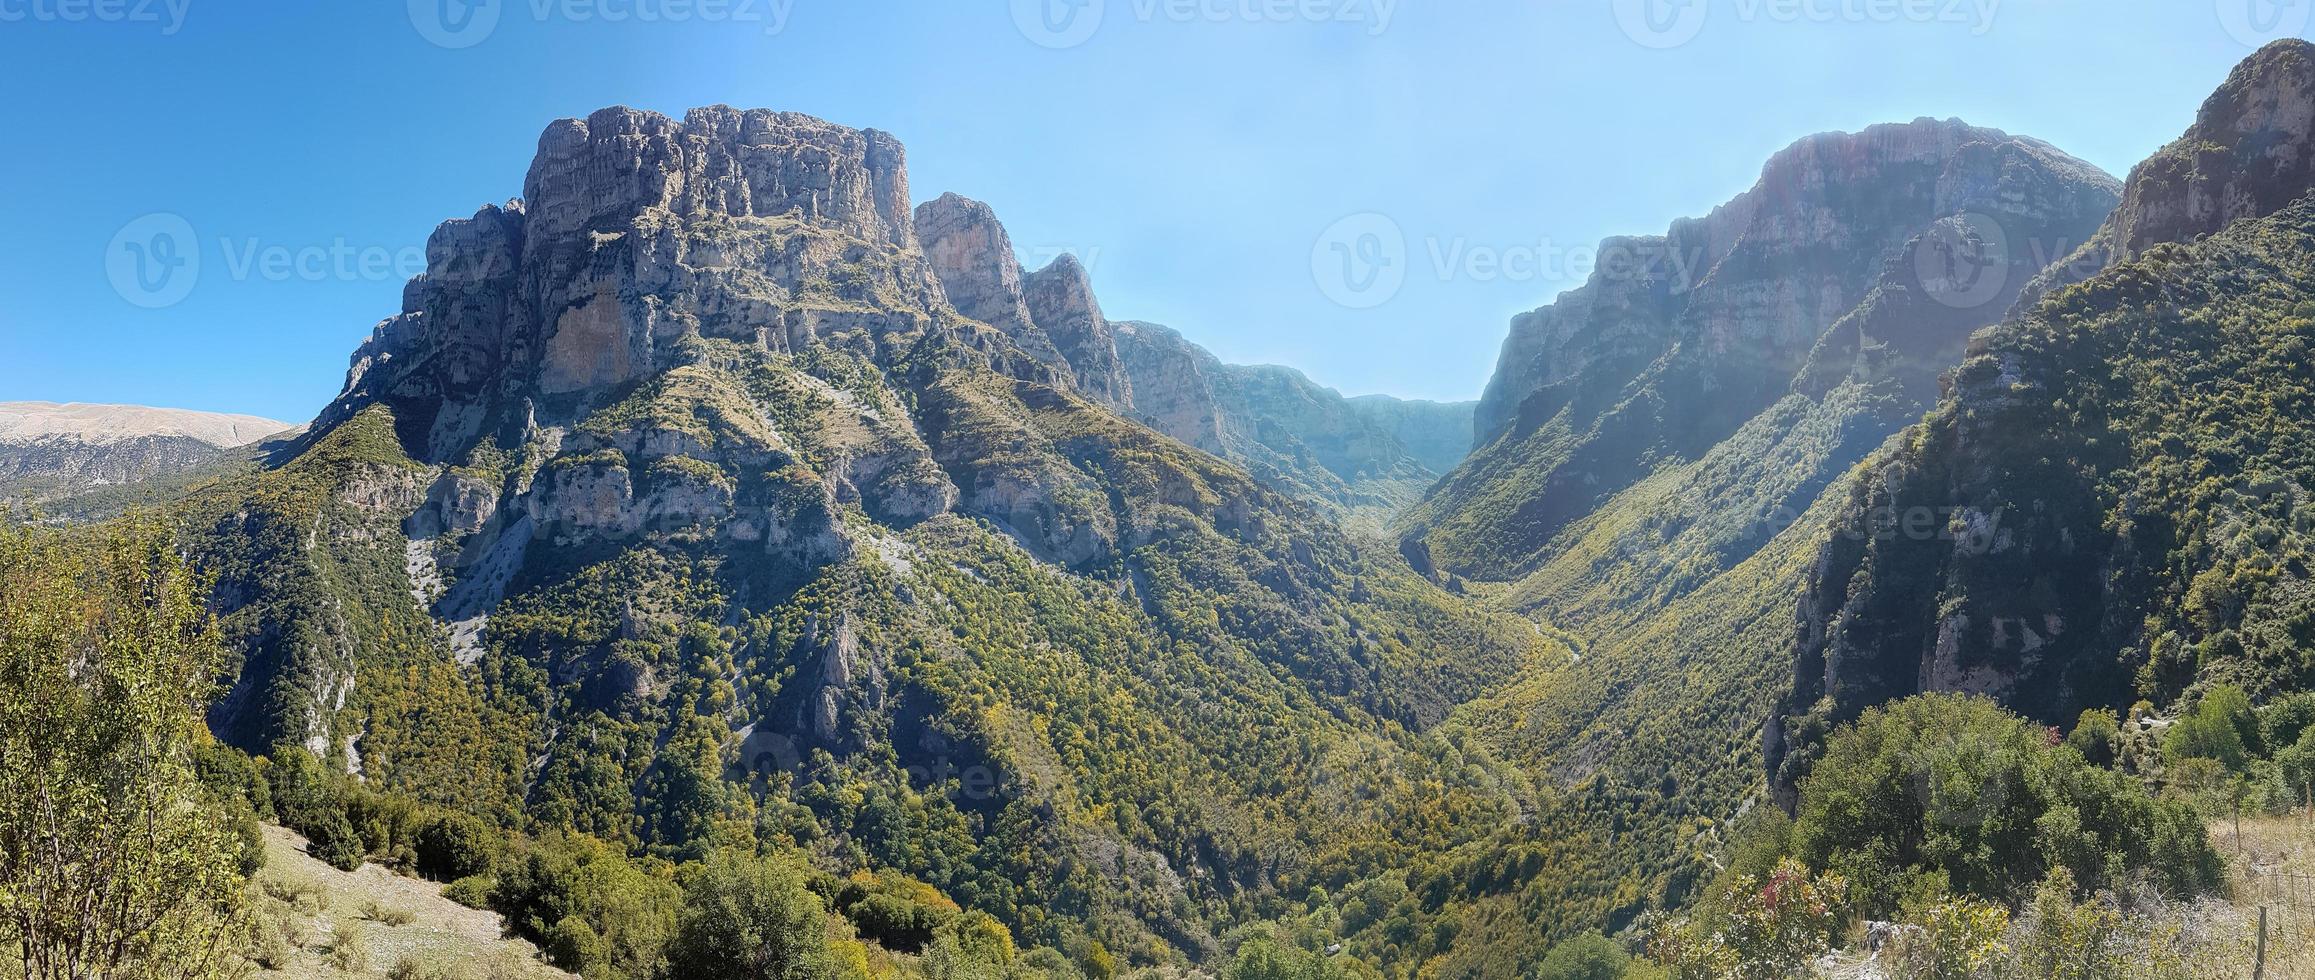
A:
[1022, 253, 1133, 409]
[2016, 39, 2315, 310]
[331, 106, 970, 461]
[905, 196, 1474, 524]
[1410, 118, 2120, 580]
[1112, 321, 1475, 525]
[913, 192, 1068, 370]
[0, 401, 294, 502]
[2107, 39, 2315, 262]
[1773, 41, 2315, 801]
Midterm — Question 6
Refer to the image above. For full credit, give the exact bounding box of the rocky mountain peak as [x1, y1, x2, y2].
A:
[330, 106, 965, 464]
[1423, 118, 2117, 581]
[912, 192, 1068, 371]
[1022, 252, 1133, 409]
[2106, 38, 2315, 262]
[522, 105, 914, 251]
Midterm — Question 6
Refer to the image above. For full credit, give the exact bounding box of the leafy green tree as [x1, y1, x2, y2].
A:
[1221, 934, 1346, 980]
[2065, 708, 2121, 767]
[1536, 931, 1628, 980]
[665, 851, 841, 980]
[2260, 692, 2315, 755]
[1792, 694, 2219, 913]
[0, 521, 248, 979]
[415, 811, 498, 881]
[2162, 684, 2260, 771]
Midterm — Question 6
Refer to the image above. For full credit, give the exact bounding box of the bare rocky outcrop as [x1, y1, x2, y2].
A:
[1412, 118, 2122, 580]
[1773, 41, 2315, 801]
[914, 192, 1070, 372]
[1022, 253, 1134, 409]
[1112, 321, 1473, 524]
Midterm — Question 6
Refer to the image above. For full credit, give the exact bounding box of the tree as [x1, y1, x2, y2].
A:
[1651, 859, 1847, 980]
[415, 811, 498, 881]
[665, 852, 841, 980]
[1791, 694, 2220, 912]
[1536, 932, 1628, 980]
[2162, 684, 2260, 771]
[1221, 934, 1346, 980]
[0, 521, 248, 979]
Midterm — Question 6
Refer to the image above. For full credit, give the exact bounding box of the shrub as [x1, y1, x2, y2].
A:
[1651, 859, 1848, 980]
[2065, 709, 2120, 767]
[2261, 692, 2315, 753]
[306, 810, 367, 872]
[1792, 694, 2221, 913]
[1885, 898, 2009, 980]
[1221, 934, 1347, 980]
[416, 811, 499, 881]
[1535, 931, 1627, 980]
[389, 956, 459, 980]
[362, 899, 416, 927]
[444, 874, 496, 910]
[490, 834, 679, 980]
[666, 852, 839, 980]
[547, 916, 605, 973]
[327, 918, 369, 973]
[2162, 684, 2260, 771]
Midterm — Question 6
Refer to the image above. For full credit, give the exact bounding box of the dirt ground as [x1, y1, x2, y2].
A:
[248, 825, 571, 979]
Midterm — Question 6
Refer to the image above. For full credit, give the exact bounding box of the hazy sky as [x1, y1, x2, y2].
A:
[0, 0, 2297, 422]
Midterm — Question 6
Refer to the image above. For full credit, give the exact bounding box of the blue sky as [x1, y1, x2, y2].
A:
[0, 0, 2297, 422]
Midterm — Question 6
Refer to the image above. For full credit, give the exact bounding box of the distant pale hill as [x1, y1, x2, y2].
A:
[0, 401, 291, 447]
[0, 401, 297, 511]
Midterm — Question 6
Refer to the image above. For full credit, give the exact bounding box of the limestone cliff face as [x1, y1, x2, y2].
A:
[1021, 252, 1134, 409]
[191, 105, 1547, 962]
[913, 192, 1069, 371]
[1412, 118, 2120, 580]
[905, 194, 1474, 524]
[2108, 39, 2315, 262]
[1775, 41, 2315, 798]
[2016, 39, 2315, 311]
[1111, 320, 1474, 526]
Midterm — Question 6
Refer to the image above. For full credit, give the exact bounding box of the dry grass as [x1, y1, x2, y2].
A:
[248, 825, 570, 979]
[2215, 813, 2315, 979]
